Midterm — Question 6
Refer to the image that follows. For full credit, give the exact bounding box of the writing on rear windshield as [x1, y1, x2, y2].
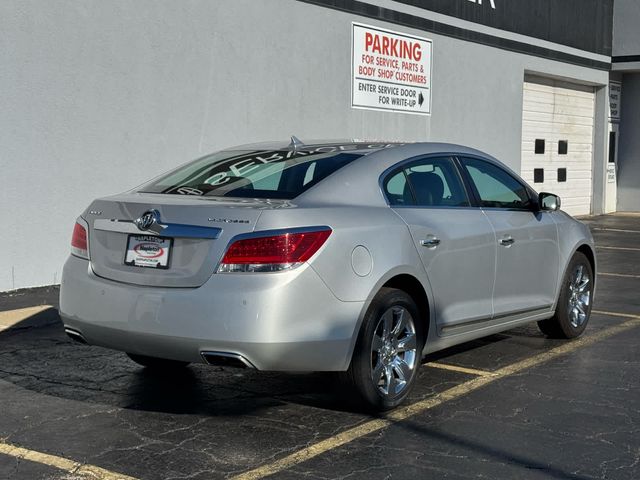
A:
[202, 144, 398, 187]
[140, 143, 400, 200]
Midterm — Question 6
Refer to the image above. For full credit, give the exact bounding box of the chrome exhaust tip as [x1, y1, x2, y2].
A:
[64, 327, 88, 345]
[200, 351, 255, 369]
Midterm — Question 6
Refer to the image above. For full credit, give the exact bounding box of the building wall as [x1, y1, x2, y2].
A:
[616, 73, 640, 212]
[613, 0, 640, 57]
[612, 0, 640, 211]
[0, 0, 609, 291]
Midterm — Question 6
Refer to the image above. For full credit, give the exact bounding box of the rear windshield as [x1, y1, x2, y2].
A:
[138, 147, 367, 199]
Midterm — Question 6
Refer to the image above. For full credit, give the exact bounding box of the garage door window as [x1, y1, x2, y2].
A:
[461, 157, 533, 210]
[558, 140, 569, 155]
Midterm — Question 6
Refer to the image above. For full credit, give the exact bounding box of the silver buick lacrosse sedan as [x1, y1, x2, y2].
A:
[60, 139, 596, 410]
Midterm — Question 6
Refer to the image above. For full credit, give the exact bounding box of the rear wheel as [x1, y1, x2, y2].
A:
[345, 288, 424, 411]
[538, 252, 593, 339]
[126, 353, 190, 369]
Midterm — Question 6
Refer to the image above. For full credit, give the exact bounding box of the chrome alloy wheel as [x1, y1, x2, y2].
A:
[370, 306, 418, 397]
[568, 264, 591, 328]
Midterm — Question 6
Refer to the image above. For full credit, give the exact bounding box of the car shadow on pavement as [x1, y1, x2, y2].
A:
[422, 333, 511, 363]
[0, 309, 560, 418]
[0, 312, 364, 416]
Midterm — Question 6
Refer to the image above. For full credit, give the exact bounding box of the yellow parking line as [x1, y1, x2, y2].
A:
[593, 227, 640, 234]
[2, 310, 638, 480]
[593, 309, 640, 319]
[231, 311, 640, 480]
[0, 442, 138, 480]
[0, 305, 52, 331]
[598, 272, 640, 279]
[426, 362, 496, 377]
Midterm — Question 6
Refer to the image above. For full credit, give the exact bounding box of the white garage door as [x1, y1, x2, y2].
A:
[521, 76, 595, 217]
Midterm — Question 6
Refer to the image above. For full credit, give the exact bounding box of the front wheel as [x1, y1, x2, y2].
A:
[345, 288, 424, 411]
[538, 252, 594, 339]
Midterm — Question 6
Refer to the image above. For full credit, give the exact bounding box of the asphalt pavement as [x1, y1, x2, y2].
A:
[0, 214, 638, 480]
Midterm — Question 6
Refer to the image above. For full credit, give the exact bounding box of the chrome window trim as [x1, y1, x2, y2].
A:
[389, 205, 481, 211]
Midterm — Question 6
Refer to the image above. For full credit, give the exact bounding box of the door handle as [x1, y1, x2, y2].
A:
[499, 237, 515, 247]
[420, 236, 441, 248]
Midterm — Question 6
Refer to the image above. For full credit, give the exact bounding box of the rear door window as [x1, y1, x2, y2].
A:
[384, 156, 470, 207]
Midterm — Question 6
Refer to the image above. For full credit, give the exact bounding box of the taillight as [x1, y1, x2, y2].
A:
[71, 222, 89, 259]
[218, 228, 332, 273]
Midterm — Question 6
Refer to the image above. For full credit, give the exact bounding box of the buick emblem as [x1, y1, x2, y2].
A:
[134, 209, 160, 231]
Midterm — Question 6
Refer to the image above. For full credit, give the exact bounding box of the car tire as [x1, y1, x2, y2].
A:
[126, 353, 190, 369]
[538, 252, 594, 339]
[345, 287, 425, 411]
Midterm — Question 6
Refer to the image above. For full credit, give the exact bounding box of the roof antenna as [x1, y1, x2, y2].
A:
[289, 135, 304, 152]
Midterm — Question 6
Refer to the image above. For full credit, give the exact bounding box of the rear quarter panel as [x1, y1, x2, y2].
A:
[255, 205, 436, 360]
[254, 206, 429, 303]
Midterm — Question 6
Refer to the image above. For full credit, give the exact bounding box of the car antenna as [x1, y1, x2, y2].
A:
[289, 135, 304, 152]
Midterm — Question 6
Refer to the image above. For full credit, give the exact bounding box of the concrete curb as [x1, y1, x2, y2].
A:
[0, 306, 60, 332]
[0, 285, 60, 313]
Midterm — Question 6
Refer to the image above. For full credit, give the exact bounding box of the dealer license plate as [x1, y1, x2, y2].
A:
[124, 235, 172, 269]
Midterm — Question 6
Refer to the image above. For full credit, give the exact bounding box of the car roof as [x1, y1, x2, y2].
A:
[219, 139, 505, 166]
[219, 138, 407, 155]
[221, 139, 494, 161]
[215, 139, 527, 207]
[294, 141, 519, 207]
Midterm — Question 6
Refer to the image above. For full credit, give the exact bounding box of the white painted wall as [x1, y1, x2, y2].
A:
[0, 0, 609, 291]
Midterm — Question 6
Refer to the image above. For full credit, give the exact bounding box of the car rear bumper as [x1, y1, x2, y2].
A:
[59, 255, 364, 371]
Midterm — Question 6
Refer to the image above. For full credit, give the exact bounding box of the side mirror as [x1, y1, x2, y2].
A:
[539, 192, 561, 211]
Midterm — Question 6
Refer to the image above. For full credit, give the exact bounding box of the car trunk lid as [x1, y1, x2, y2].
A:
[85, 193, 277, 287]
